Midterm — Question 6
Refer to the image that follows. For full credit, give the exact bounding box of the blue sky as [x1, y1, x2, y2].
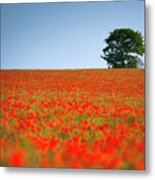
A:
[1, 1, 144, 69]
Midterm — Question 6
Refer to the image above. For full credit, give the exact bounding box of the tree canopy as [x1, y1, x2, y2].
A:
[101, 28, 145, 68]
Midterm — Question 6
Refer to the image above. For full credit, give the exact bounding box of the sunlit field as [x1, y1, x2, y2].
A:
[0, 69, 144, 169]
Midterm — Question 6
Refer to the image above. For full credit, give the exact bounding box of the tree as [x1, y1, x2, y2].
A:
[101, 28, 145, 68]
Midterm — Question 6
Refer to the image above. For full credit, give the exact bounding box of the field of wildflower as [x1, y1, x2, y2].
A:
[0, 69, 144, 169]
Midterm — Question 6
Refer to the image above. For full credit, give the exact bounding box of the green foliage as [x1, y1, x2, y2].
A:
[101, 28, 145, 68]
[74, 114, 88, 123]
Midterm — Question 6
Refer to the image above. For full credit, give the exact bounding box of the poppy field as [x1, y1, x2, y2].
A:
[0, 69, 144, 169]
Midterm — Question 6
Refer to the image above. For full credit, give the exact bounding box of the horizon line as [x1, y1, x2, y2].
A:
[1, 67, 108, 70]
[0, 67, 144, 70]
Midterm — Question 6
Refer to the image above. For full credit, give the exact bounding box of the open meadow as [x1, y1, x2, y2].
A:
[0, 69, 144, 169]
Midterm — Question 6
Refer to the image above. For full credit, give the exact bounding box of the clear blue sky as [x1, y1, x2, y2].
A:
[1, 1, 144, 69]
